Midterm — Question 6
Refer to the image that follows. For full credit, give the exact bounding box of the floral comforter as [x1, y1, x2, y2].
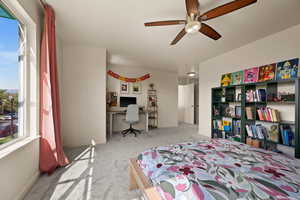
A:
[137, 139, 300, 200]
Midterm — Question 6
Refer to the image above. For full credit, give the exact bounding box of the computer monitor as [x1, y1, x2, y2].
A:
[120, 97, 137, 107]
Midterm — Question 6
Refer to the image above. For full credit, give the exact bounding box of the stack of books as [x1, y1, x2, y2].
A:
[212, 120, 222, 130]
[222, 118, 232, 132]
[233, 120, 241, 136]
[246, 124, 267, 140]
[246, 89, 267, 102]
[280, 125, 295, 146]
[257, 107, 281, 122]
[246, 124, 279, 142]
[212, 118, 233, 132]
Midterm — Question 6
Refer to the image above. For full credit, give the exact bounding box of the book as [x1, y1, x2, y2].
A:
[233, 120, 241, 136]
[256, 107, 280, 122]
[213, 120, 223, 130]
[264, 124, 279, 142]
[231, 71, 244, 85]
[272, 109, 278, 122]
[246, 107, 254, 120]
[224, 105, 235, 117]
[256, 125, 265, 139]
[246, 125, 253, 137]
[251, 125, 258, 138]
[244, 67, 259, 83]
[222, 118, 232, 132]
[257, 109, 264, 121]
[246, 89, 266, 102]
[258, 89, 267, 102]
[276, 58, 299, 80]
[235, 106, 241, 118]
[246, 90, 254, 102]
[280, 124, 295, 146]
[218, 120, 223, 130]
[266, 108, 272, 121]
[275, 110, 281, 122]
[221, 73, 232, 87]
[284, 130, 290, 145]
[213, 105, 220, 116]
[258, 64, 276, 82]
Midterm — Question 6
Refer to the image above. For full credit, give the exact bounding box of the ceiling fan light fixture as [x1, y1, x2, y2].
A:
[185, 20, 201, 34]
[187, 72, 197, 77]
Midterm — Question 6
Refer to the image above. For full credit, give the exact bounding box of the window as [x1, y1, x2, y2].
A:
[0, 0, 38, 149]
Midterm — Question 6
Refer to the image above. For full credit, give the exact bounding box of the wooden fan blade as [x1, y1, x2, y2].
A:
[199, 23, 221, 40]
[201, 0, 257, 21]
[170, 28, 186, 45]
[144, 20, 186, 26]
[185, 0, 199, 16]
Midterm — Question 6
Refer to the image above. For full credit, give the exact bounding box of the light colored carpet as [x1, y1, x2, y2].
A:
[24, 123, 208, 200]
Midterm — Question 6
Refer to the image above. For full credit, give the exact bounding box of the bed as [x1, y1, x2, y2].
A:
[129, 139, 300, 200]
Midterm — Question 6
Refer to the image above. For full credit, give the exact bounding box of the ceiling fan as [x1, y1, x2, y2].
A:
[144, 0, 257, 45]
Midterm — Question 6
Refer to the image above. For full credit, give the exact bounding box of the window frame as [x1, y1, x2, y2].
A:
[0, 0, 38, 153]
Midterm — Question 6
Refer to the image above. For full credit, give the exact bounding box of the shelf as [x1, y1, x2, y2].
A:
[245, 119, 295, 124]
[212, 116, 222, 120]
[245, 101, 267, 104]
[267, 101, 295, 104]
[212, 116, 241, 120]
[213, 101, 241, 104]
[213, 78, 298, 90]
[277, 143, 295, 148]
[246, 137, 277, 143]
[246, 101, 295, 104]
[212, 129, 232, 133]
[247, 137, 264, 142]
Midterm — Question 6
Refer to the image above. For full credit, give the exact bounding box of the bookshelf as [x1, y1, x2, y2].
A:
[211, 78, 300, 158]
[147, 90, 158, 129]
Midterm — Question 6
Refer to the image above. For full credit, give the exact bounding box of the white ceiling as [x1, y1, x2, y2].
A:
[47, 0, 300, 73]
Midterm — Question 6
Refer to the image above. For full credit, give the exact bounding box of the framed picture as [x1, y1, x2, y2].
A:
[231, 71, 244, 85]
[244, 67, 259, 83]
[132, 82, 142, 94]
[258, 64, 276, 82]
[107, 92, 118, 107]
[276, 58, 299, 80]
[220, 73, 232, 87]
[120, 82, 129, 94]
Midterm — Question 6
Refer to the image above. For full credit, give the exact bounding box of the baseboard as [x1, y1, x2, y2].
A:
[15, 171, 40, 200]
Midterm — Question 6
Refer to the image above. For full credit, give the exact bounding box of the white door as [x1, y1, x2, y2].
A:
[178, 84, 194, 124]
[178, 86, 185, 122]
[184, 84, 194, 124]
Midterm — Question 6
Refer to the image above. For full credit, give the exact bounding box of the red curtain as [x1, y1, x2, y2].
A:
[39, 4, 69, 174]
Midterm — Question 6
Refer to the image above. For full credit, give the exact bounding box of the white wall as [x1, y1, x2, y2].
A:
[198, 24, 300, 138]
[61, 45, 107, 147]
[107, 65, 178, 131]
[0, 0, 42, 200]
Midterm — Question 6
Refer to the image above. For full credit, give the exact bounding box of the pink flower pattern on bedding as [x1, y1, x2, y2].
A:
[137, 139, 300, 200]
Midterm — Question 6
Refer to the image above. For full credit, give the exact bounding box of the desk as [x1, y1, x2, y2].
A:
[107, 110, 149, 139]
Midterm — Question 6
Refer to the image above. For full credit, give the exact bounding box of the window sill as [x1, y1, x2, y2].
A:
[0, 136, 40, 160]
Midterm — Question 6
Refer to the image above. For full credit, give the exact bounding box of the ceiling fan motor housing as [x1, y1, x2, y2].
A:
[185, 14, 201, 34]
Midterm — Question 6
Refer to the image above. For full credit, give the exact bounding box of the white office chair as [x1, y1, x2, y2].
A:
[121, 104, 141, 137]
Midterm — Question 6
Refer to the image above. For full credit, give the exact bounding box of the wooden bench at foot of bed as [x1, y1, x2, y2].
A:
[129, 158, 162, 200]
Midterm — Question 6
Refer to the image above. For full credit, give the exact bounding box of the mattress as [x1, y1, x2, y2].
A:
[137, 139, 300, 200]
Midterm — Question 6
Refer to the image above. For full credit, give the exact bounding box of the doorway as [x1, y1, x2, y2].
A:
[178, 79, 199, 125]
